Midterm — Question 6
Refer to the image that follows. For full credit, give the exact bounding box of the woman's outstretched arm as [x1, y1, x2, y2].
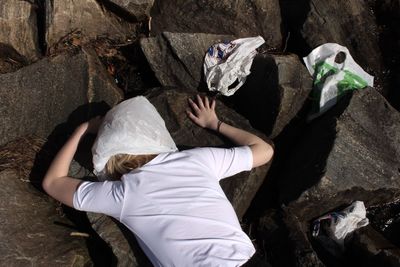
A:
[187, 95, 273, 168]
[42, 117, 102, 207]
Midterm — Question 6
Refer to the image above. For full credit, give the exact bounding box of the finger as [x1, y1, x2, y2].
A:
[186, 110, 199, 123]
[211, 98, 216, 110]
[188, 98, 200, 112]
[204, 96, 210, 109]
[196, 94, 205, 109]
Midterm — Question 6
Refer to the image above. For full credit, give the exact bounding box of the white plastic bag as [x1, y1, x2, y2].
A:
[312, 201, 369, 246]
[92, 96, 178, 177]
[303, 43, 374, 120]
[204, 36, 265, 96]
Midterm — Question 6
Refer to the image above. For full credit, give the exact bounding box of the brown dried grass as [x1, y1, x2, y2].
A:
[0, 136, 46, 181]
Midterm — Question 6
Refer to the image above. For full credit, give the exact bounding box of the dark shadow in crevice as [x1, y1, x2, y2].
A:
[372, 1, 400, 111]
[278, 0, 312, 56]
[0, 43, 28, 73]
[36, 0, 47, 55]
[219, 54, 281, 137]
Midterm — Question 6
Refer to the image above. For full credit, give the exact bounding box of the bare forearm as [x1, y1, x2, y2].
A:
[215, 121, 273, 167]
[43, 126, 86, 187]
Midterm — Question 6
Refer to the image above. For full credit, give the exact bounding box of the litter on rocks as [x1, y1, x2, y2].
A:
[204, 36, 265, 96]
[303, 43, 374, 120]
[92, 96, 178, 179]
[312, 201, 369, 246]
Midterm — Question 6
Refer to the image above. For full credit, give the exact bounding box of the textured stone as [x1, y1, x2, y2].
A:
[0, 49, 123, 146]
[0, 0, 40, 62]
[0, 170, 91, 266]
[150, 0, 282, 49]
[140, 32, 232, 90]
[45, 0, 137, 49]
[147, 88, 271, 218]
[278, 88, 400, 221]
[108, 0, 154, 20]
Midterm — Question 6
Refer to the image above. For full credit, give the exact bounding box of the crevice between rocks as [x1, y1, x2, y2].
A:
[35, 0, 47, 55]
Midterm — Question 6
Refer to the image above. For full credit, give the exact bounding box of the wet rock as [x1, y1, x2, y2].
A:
[140, 32, 232, 90]
[108, 0, 154, 21]
[150, 0, 282, 49]
[230, 53, 313, 138]
[0, 48, 123, 146]
[147, 88, 271, 218]
[278, 87, 400, 222]
[301, 0, 383, 84]
[0, 0, 40, 62]
[45, 0, 137, 49]
[0, 170, 91, 266]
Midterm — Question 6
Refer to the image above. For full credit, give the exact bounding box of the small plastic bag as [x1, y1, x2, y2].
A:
[92, 96, 178, 178]
[312, 201, 369, 246]
[303, 43, 374, 120]
[204, 36, 265, 96]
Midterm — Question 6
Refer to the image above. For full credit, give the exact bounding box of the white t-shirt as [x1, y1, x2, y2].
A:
[73, 146, 255, 267]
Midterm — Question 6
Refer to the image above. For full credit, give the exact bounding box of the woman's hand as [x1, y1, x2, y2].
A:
[187, 95, 219, 130]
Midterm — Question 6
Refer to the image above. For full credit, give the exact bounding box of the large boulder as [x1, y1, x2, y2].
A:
[0, 48, 123, 146]
[150, 0, 282, 49]
[0, 170, 91, 266]
[140, 32, 232, 90]
[45, 0, 137, 49]
[278, 88, 400, 221]
[108, 0, 154, 21]
[0, 0, 40, 62]
[301, 0, 383, 84]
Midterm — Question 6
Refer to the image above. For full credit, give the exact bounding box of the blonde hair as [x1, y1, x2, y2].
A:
[105, 154, 157, 180]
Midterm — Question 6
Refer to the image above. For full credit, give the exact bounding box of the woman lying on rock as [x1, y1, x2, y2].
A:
[43, 95, 273, 267]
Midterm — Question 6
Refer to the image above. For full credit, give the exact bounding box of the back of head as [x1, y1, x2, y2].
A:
[105, 154, 157, 180]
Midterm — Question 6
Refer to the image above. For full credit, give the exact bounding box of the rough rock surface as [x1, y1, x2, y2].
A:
[301, 0, 383, 81]
[46, 0, 137, 49]
[230, 53, 313, 138]
[0, 0, 40, 62]
[278, 88, 400, 221]
[147, 88, 271, 218]
[0, 49, 123, 146]
[140, 32, 233, 90]
[108, 0, 154, 21]
[150, 0, 282, 49]
[0, 170, 91, 266]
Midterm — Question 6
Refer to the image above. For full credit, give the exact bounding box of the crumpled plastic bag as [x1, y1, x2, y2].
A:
[92, 96, 178, 177]
[312, 201, 369, 246]
[204, 36, 265, 96]
[303, 43, 374, 120]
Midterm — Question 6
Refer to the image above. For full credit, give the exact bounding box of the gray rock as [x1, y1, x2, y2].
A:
[151, 0, 282, 49]
[278, 88, 400, 222]
[301, 0, 383, 83]
[230, 53, 313, 138]
[147, 88, 271, 218]
[0, 0, 40, 62]
[0, 170, 91, 266]
[0, 48, 123, 146]
[140, 32, 233, 90]
[109, 0, 154, 21]
[45, 0, 137, 49]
